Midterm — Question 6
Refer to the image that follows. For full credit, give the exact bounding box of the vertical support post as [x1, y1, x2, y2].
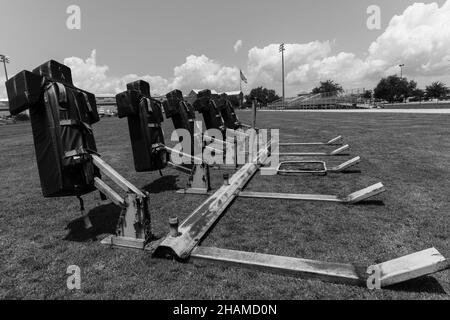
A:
[0, 55, 9, 81]
[2, 60, 8, 81]
[178, 163, 211, 195]
[77, 196, 93, 230]
[252, 99, 257, 129]
[279, 44, 285, 109]
[281, 49, 285, 109]
[223, 173, 230, 186]
[169, 217, 180, 237]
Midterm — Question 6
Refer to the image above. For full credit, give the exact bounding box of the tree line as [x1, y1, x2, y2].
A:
[243, 77, 450, 107]
[372, 76, 449, 103]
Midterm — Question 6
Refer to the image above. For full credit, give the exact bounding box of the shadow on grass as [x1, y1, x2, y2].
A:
[353, 200, 385, 206]
[143, 175, 179, 194]
[385, 276, 447, 295]
[333, 153, 351, 157]
[64, 203, 121, 242]
[340, 170, 362, 174]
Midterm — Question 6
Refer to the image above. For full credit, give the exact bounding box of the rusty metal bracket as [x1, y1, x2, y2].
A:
[92, 155, 152, 250]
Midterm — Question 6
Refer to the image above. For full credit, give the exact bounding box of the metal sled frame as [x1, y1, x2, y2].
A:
[260, 156, 361, 176]
[162, 96, 237, 170]
[152, 140, 448, 288]
[88, 155, 154, 250]
[168, 137, 369, 202]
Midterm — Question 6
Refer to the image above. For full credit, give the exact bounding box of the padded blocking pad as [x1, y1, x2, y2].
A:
[30, 75, 99, 197]
[193, 90, 225, 133]
[6, 70, 44, 115]
[33, 60, 73, 87]
[116, 90, 139, 118]
[164, 89, 196, 135]
[127, 80, 150, 96]
[7, 60, 101, 198]
[116, 81, 168, 172]
[215, 98, 240, 130]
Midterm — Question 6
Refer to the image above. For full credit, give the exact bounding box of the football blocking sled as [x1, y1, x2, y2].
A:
[165, 90, 232, 148]
[116, 82, 214, 194]
[163, 89, 226, 158]
[163, 89, 236, 169]
[6, 60, 155, 248]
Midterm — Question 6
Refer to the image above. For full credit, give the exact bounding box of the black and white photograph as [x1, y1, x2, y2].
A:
[0, 0, 449, 308]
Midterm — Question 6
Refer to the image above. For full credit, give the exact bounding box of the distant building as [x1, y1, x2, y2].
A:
[0, 99, 9, 117]
[186, 89, 244, 108]
[186, 89, 219, 105]
[297, 91, 310, 97]
[218, 91, 244, 108]
[94, 94, 118, 115]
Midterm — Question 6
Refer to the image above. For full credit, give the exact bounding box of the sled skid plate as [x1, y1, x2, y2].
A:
[101, 235, 146, 250]
[329, 156, 361, 172]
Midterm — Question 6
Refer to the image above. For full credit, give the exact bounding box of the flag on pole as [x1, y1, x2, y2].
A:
[240, 70, 248, 84]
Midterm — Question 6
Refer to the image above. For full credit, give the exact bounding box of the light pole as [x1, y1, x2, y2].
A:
[0, 54, 10, 81]
[398, 64, 405, 79]
[279, 44, 285, 109]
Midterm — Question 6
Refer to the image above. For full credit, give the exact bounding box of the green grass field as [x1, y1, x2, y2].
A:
[0, 111, 449, 300]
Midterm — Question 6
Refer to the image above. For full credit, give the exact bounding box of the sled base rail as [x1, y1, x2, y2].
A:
[191, 247, 449, 288]
[276, 144, 350, 157]
[237, 182, 385, 204]
[279, 135, 343, 146]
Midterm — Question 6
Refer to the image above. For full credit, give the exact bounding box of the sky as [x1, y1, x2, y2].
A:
[1, 0, 450, 98]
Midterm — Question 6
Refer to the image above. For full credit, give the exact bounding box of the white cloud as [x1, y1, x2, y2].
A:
[233, 40, 243, 53]
[367, 1, 450, 78]
[170, 55, 239, 93]
[247, 41, 333, 89]
[64, 50, 170, 95]
[65, 51, 240, 96]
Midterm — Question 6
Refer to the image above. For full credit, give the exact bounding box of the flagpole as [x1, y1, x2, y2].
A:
[239, 69, 242, 92]
[239, 70, 242, 108]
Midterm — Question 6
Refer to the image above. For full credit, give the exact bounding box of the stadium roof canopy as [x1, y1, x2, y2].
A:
[219, 91, 243, 96]
[191, 89, 218, 95]
[95, 93, 116, 98]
